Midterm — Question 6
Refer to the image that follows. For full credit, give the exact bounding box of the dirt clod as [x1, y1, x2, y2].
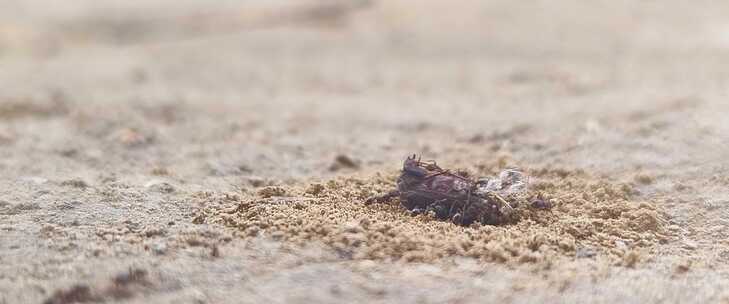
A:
[61, 179, 89, 188]
[44, 285, 98, 304]
[112, 268, 148, 286]
[0, 99, 68, 120]
[145, 181, 175, 193]
[258, 186, 287, 198]
[634, 173, 655, 185]
[329, 155, 360, 171]
[44, 268, 151, 304]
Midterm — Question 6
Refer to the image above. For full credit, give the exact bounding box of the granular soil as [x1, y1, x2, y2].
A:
[199, 164, 669, 265]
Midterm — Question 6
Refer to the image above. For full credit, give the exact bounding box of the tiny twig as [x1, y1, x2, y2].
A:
[365, 190, 399, 205]
[491, 192, 514, 215]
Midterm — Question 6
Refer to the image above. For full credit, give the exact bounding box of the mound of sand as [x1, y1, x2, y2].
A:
[197, 166, 670, 266]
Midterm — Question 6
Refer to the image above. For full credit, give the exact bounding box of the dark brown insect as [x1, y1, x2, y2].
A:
[367, 155, 519, 226]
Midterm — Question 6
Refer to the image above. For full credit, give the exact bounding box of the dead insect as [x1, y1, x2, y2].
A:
[367, 155, 529, 226]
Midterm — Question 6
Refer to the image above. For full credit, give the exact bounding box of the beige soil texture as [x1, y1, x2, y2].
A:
[200, 165, 668, 266]
[2, 1, 729, 303]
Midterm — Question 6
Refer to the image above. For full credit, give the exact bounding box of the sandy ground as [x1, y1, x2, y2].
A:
[2, 1, 729, 303]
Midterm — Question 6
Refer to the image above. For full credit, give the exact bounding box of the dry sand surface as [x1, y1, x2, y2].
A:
[2, 1, 729, 303]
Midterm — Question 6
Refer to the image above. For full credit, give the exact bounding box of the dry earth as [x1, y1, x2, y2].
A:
[2, 1, 729, 303]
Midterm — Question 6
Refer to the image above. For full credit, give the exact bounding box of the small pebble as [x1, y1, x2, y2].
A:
[575, 247, 596, 258]
[531, 198, 552, 209]
[145, 180, 175, 193]
[61, 179, 89, 188]
[329, 154, 360, 171]
[152, 242, 168, 255]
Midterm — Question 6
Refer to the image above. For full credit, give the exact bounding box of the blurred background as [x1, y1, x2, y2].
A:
[3, 1, 729, 181]
[3, 0, 729, 184]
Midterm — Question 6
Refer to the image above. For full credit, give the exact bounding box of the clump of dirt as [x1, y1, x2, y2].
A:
[44, 268, 152, 304]
[329, 154, 361, 171]
[60, 178, 89, 189]
[44, 285, 99, 304]
[257, 186, 288, 198]
[199, 166, 670, 265]
[0, 99, 68, 120]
